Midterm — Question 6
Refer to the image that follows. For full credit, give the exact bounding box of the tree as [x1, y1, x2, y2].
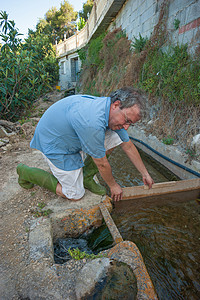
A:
[79, 0, 94, 22]
[36, 0, 77, 44]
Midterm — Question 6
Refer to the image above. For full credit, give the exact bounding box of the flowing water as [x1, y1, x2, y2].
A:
[104, 146, 200, 299]
[54, 146, 200, 299]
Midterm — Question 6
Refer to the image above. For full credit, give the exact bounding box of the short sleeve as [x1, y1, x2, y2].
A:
[114, 129, 130, 142]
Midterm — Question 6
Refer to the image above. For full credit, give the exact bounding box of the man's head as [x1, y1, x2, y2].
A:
[108, 87, 145, 131]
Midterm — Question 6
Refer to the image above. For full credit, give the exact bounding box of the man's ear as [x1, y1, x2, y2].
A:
[112, 100, 121, 109]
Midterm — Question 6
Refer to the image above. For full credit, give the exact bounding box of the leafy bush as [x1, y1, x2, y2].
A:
[140, 44, 200, 105]
[0, 11, 59, 121]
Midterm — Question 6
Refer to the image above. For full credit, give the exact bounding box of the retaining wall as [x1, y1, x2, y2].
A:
[56, 0, 200, 89]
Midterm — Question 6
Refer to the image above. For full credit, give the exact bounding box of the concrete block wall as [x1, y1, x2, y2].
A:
[167, 0, 200, 54]
[109, 0, 200, 53]
[110, 0, 160, 40]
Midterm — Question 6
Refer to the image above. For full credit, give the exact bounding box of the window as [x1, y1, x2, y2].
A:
[60, 61, 65, 74]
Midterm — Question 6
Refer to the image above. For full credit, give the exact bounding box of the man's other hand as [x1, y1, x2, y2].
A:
[142, 174, 154, 189]
[110, 183, 123, 201]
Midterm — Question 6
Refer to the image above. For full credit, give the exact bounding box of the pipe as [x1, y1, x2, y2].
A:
[129, 136, 200, 178]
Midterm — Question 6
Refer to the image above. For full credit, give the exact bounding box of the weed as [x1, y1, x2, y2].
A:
[25, 227, 29, 233]
[162, 136, 174, 145]
[31, 202, 52, 218]
[30, 191, 36, 197]
[141, 44, 200, 105]
[33, 209, 53, 218]
[37, 202, 46, 209]
[186, 148, 196, 159]
[174, 19, 180, 30]
[68, 247, 107, 260]
[132, 33, 148, 53]
[18, 118, 30, 125]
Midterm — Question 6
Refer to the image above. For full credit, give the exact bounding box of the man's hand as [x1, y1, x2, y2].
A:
[142, 174, 154, 189]
[110, 183, 123, 201]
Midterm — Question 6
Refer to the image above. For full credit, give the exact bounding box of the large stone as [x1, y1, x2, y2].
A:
[75, 258, 111, 299]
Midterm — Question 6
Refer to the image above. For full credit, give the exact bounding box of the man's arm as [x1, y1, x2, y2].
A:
[121, 140, 154, 188]
[92, 156, 123, 201]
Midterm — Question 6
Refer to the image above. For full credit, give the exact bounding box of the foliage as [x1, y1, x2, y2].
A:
[174, 19, 180, 30]
[77, 28, 130, 95]
[140, 44, 200, 105]
[0, 11, 59, 121]
[68, 247, 106, 260]
[31, 202, 53, 218]
[77, 17, 86, 31]
[79, 0, 94, 22]
[162, 136, 174, 145]
[132, 33, 148, 53]
[35, 0, 77, 43]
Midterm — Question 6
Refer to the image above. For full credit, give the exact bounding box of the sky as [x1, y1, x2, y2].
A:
[0, 0, 84, 39]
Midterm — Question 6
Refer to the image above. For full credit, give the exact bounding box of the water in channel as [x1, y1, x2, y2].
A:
[54, 145, 200, 299]
[103, 146, 200, 299]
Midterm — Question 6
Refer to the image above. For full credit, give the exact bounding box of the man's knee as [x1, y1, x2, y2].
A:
[56, 183, 84, 201]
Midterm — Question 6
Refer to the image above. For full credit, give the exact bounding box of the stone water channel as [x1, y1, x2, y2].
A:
[54, 146, 200, 299]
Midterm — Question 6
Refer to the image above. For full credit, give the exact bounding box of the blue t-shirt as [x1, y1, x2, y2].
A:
[30, 95, 129, 170]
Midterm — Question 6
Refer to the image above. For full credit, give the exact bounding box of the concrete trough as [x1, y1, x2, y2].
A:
[26, 190, 159, 299]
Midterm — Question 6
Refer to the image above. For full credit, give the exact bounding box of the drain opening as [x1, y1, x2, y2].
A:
[54, 224, 114, 264]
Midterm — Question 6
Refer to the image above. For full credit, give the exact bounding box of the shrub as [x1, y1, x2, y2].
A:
[140, 44, 200, 105]
[0, 11, 59, 121]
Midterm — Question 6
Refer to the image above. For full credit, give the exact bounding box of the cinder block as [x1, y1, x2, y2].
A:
[131, 0, 139, 12]
[142, 15, 155, 34]
[130, 10, 138, 23]
[140, 0, 148, 15]
[178, 27, 198, 45]
[168, 0, 193, 17]
[184, 2, 200, 25]
[140, 3, 156, 24]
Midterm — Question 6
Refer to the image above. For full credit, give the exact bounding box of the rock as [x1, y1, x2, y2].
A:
[191, 134, 200, 156]
[0, 137, 9, 145]
[0, 123, 16, 137]
[75, 258, 111, 299]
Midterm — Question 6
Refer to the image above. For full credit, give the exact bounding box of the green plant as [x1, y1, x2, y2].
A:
[132, 33, 148, 53]
[0, 11, 59, 121]
[33, 208, 53, 218]
[37, 202, 46, 209]
[68, 247, 106, 260]
[141, 44, 200, 105]
[31, 202, 52, 217]
[174, 19, 180, 30]
[162, 136, 174, 145]
[186, 148, 196, 159]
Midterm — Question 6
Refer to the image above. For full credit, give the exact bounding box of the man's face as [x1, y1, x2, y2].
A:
[108, 101, 141, 131]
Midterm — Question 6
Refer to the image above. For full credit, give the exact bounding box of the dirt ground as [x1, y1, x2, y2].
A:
[0, 90, 66, 299]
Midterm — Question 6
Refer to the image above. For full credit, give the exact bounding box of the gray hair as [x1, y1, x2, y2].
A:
[109, 87, 146, 117]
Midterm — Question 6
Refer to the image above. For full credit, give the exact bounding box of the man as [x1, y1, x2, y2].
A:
[17, 87, 154, 201]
